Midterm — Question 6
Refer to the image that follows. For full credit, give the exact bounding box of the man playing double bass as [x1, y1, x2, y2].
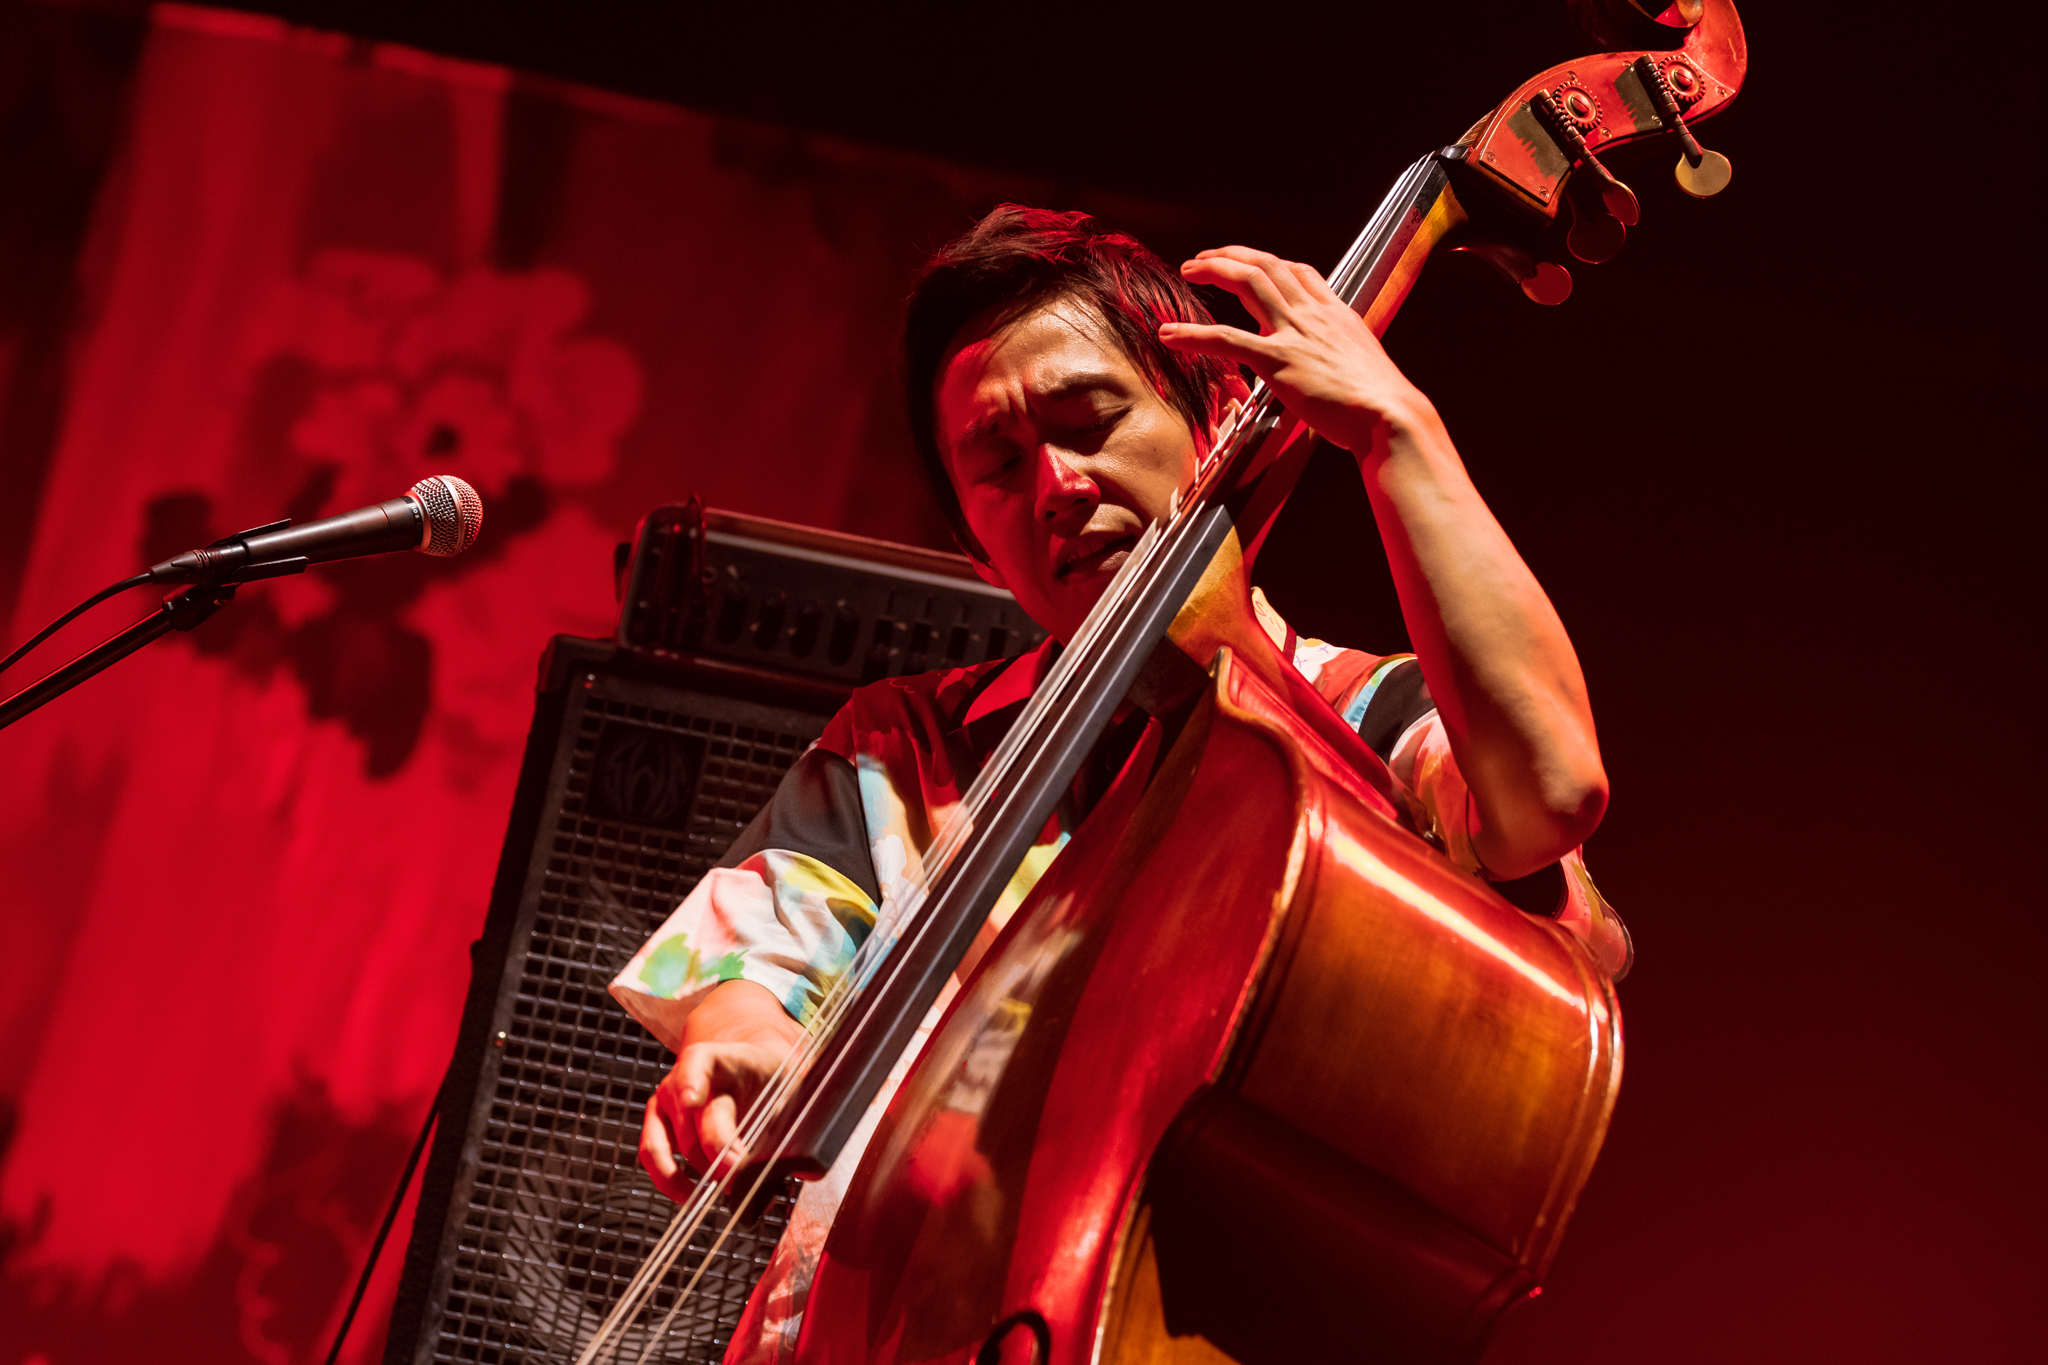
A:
[607, 205, 1628, 1361]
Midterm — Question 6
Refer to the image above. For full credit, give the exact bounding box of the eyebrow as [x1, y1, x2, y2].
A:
[956, 370, 1127, 451]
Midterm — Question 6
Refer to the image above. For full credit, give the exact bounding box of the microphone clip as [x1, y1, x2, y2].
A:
[205, 521, 312, 584]
[152, 519, 311, 586]
[206, 520, 314, 583]
[217, 555, 312, 585]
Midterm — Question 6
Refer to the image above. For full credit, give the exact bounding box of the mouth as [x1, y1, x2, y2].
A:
[1055, 533, 1139, 583]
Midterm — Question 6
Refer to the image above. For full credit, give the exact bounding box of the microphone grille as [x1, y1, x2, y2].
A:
[410, 475, 484, 557]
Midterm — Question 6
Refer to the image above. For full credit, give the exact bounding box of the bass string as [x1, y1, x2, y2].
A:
[614, 1140, 773, 1355]
[575, 379, 1289, 1364]
[576, 207, 1408, 1356]
[721, 497, 1195, 1091]
[572, 961, 872, 1362]
[585, 581, 1212, 1358]
[577, 897, 954, 1363]
[733, 149, 1392, 1072]
[696, 509, 1195, 1195]
[569, 1223, 687, 1363]
[572, 500, 1205, 1361]
[735, 181, 1416, 1189]
[586, 1083, 815, 1365]
[769, 158, 1395, 1146]
[587, 955, 899, 1365]
[573, 867, 945, 1365]
[622, 1067, 855, 1365]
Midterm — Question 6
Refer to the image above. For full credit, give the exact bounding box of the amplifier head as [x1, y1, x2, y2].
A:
[616, 502, 1049, 685]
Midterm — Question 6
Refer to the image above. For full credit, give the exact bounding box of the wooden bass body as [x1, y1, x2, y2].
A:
[795, 643, 1623, 1364]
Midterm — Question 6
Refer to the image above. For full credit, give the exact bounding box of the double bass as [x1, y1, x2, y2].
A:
[584, 3, 1747, 1360]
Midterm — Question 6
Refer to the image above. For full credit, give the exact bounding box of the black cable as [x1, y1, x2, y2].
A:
[323, 1085, 442, 1365]
[0, 573, 153, 676]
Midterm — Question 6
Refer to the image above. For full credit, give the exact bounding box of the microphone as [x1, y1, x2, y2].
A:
[149, 475, 484, 584]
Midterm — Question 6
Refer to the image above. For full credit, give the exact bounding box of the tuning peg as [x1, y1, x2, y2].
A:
[1530, 91, 1641, 264]
[1565, 181, 1631, 264]
[1451, 241, 1574, 306]
[1630, 55, 1733, 198]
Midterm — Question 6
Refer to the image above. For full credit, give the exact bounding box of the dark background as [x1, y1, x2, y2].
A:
[2, 1, 2038, 1360]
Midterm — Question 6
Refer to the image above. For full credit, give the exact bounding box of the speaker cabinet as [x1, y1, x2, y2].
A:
[384, 636, 843, 1364]
[387, 507, 1028, 1363]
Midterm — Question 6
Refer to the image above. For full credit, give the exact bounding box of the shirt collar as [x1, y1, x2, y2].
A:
[962, 634, 1060, 727]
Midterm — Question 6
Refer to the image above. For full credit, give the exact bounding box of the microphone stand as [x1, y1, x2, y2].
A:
[0, 556, 308, 731]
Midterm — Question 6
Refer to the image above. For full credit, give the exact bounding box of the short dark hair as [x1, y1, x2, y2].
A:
[902, 204, 1240, 558]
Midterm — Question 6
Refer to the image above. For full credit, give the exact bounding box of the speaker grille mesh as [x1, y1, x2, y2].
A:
[420, 680, 821, 1363]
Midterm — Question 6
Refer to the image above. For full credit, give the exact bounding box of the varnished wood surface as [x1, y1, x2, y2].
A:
[1214, 655, 1622, 1274]
[793, 643, 1620, 1363]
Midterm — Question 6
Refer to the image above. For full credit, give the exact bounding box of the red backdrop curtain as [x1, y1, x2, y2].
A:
[0, 7, 1190, 1358]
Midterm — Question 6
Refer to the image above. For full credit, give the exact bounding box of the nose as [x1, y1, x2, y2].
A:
[1033, 445, 1099, 529]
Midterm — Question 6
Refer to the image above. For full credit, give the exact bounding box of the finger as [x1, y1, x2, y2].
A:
[1191, 244, 1287, 271]
[1190, 247, 1320, 307]
[1179, 256, 1290, 332]
[641, 1094, 676, 1177]
[1288, 258, 1344, 306]
[698, 1092, 750, 1176]
[1158, 320, 1278, 369]
[674, 1042, 717, 1109]
[640, 1093, 696, 1201]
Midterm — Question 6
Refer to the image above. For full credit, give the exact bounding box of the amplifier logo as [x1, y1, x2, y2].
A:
[590, 722, 706, 831]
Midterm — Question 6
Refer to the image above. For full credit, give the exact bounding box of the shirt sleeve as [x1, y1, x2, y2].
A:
[1392, 705, 1633, 977]
[608, 745, 886, 1047]
[1330, 654, 1635, 981]
[609, 850, 878, 1048]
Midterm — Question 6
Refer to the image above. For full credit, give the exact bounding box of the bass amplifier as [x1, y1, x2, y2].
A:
[385, 506, 1043, 1364]
[617, 502, 1045, 684]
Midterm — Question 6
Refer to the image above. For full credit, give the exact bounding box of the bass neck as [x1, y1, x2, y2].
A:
[1222, 151, 1467, 567]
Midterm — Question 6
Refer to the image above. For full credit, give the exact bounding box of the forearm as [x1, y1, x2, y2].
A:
[1157, 244, 1608, 873]
[1355, 403, 1607, 877]
[681, 978, 808, 1054]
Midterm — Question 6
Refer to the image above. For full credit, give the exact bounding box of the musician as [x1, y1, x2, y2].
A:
[608, 205, 1628, 1360]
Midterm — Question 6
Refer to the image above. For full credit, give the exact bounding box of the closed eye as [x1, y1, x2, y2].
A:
[1058, 407, 1125, 453]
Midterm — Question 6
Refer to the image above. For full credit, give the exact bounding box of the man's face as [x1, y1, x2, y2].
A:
[936, 298, 1203, 643]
